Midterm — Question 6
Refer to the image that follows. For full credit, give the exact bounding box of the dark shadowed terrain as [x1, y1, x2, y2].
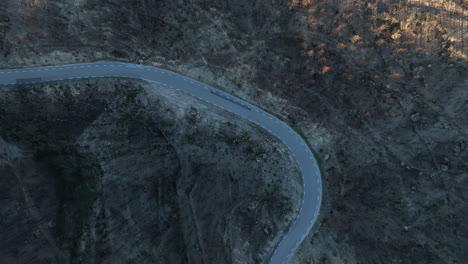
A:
[0, 80, 301, 263]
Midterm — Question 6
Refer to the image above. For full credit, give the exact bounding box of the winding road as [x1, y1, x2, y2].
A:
[0, 62, 322, 264]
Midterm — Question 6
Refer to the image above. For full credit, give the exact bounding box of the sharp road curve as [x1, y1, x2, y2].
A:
[0, 62, 322, 264]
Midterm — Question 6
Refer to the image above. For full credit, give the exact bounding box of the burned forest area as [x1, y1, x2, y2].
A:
[0, 0, 467, 264]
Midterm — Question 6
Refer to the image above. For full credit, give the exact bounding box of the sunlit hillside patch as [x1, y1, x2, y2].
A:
[293, 0, 467, 61]
[20, 0, 46, 9]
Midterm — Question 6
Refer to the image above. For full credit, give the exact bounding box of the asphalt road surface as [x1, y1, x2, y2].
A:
[0, 62, 322, 264]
